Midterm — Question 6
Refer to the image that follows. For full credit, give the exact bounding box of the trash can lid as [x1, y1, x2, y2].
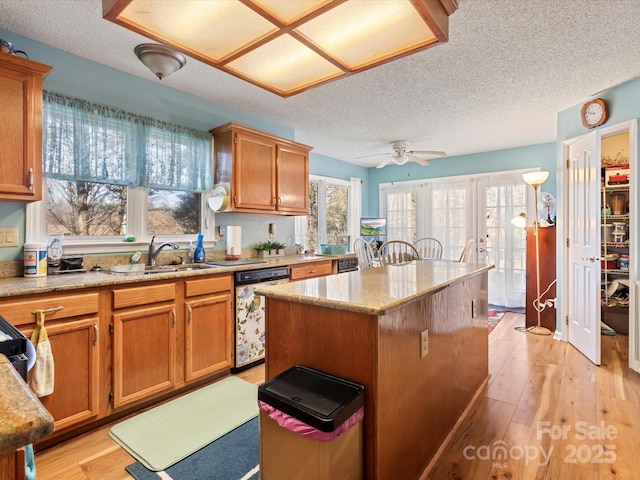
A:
[258, 365, 364, 432]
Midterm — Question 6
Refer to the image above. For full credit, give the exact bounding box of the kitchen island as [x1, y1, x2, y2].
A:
[256, 259, 493, 480]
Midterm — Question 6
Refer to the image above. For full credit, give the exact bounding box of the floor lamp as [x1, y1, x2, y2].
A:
[512, 171, 552, 336]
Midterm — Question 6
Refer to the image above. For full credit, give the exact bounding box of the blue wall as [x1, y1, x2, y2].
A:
[366, 143, 557, 214]
[0, 27, 563, 261]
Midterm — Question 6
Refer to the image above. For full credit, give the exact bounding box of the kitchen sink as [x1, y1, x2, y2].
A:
[107, 263, 217, 275]
[146, 263, 218, 273]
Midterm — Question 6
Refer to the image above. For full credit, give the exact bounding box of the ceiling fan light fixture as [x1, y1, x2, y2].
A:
[134, 43, 186, 80]
[394, 152, 409, 165]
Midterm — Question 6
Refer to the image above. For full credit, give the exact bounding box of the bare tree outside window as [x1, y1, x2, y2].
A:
[47, 179, 127, 236]
[305, 179, 349, 249]
[147, 189, 200, 235]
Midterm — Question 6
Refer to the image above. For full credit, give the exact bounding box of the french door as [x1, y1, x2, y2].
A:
[381, 171, 531, 308]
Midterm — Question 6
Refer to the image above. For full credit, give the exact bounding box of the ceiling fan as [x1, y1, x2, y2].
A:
[358, 140, 446, 168]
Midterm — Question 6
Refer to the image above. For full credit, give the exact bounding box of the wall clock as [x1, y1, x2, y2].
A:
[581, 98, 608, 129]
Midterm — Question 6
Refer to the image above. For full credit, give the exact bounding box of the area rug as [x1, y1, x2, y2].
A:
[125, 417, 259, 480]
[110, 376, 258, 471]
[488, 309, 505, 334]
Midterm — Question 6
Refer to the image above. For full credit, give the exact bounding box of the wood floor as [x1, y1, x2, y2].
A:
[33, 313, 640, 480]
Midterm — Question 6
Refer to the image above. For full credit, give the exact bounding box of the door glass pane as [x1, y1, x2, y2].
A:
[485, 179, 527, 308]
[431, 183, 470, 260]
[386, 191, 416, 242]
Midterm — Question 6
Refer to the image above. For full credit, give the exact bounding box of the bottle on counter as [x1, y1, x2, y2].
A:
[188, 241, 195, 263]
[194, 234, 205, 263]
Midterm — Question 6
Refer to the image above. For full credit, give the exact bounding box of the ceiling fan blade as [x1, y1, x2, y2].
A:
[356, 152, 391, 159]
[376, 158, 393, 168]
[409, 150, 446, 157]
[408, 153, 429, 166]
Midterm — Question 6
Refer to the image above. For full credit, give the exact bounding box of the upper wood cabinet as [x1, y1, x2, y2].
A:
[211, 123, 311, 215]
[0, 54, 51, 202]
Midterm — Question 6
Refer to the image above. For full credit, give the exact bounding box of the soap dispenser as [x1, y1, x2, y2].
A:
[194, 234, 205, 263]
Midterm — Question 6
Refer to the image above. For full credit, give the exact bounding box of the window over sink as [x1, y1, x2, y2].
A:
[27, 92, 213, 252]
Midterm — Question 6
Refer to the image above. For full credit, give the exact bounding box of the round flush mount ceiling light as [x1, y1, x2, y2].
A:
[134, 43, 186, 80]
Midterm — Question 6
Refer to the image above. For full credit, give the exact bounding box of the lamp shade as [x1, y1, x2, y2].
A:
[134, 43, 186, 80]
[522, 171, 549, 186]
[511, 212, 530, 228]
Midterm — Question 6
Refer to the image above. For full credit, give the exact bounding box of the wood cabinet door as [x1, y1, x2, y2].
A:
[276, 144, 308, 214]
[111, 304, 177, 408]
[21, 317, 100, 432]
[184, 292, 233, 381]
[0, 55, 51, 201]
[234, 131, 277, 211]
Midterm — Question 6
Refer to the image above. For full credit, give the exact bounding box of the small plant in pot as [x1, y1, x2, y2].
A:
[254, 240, 287, 258]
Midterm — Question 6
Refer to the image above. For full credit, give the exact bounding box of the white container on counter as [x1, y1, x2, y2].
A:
[24, 243, 48, 277]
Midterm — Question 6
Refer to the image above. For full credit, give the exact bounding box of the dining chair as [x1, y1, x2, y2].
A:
[458, 239, 475, 262]
[378, 240, 420, 266]
[353, 238, 377, 270]
[413, 237, 443, 259]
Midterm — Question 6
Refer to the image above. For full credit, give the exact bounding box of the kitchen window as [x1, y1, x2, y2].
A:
[27, 92, 212, 252]
[298, 175, 356, 251]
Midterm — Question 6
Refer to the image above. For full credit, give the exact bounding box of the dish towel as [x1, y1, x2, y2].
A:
[29, 310, 55, 397]
[25, 444, 36, 480]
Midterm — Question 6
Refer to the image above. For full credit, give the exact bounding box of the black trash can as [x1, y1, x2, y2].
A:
[258, 365, 365, 480]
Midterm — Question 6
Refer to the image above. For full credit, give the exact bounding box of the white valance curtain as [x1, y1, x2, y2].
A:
[42, 92, 212, 192]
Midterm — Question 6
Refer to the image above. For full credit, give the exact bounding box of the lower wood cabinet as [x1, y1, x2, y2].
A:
[184, 276, 233, 381]
[0, 292, 100, 433]
[1, 272, 234, 445]
[111, 283, 177, 409]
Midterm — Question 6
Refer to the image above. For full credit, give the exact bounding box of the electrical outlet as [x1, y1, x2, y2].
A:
[420, 329, 429, 358]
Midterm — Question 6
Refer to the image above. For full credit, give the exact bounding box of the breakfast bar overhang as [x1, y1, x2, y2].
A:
[256, 260, 494, 480]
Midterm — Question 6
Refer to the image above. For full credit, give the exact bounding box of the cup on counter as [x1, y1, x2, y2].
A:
[24, 243, 48, 277]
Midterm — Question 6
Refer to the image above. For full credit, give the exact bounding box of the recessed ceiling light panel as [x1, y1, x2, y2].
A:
[104, 0, 458, 96]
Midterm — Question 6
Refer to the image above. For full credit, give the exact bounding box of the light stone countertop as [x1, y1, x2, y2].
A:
[255, 259, 494, 316]
[0, 355, 54, 455]
[0, 254, 350, 298]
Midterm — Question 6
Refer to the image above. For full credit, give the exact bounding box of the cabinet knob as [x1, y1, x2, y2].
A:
[28, 168, 34, 191]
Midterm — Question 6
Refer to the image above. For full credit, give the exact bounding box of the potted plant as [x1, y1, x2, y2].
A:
[254, 240, 287, 258]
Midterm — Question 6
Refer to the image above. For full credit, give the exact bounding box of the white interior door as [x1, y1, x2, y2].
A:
[566, 131, 601, 365]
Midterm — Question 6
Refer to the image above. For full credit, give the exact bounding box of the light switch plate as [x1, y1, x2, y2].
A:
[0, 227, 18, 247]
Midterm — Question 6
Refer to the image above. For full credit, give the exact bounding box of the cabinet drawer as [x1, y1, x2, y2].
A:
[0, 292, 99, 327]
[290, 261, 333, 281]
[112, 283, 175, 309]
[185, 275, 233, 298]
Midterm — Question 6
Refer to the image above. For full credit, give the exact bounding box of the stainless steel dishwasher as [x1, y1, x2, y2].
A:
[232, 266, 290, 372]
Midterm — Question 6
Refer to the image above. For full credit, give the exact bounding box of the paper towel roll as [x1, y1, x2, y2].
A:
[226, 226, 242, 258]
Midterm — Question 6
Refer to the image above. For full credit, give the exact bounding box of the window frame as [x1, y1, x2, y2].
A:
[302, 174, 353, 250]
[27, 182, 213, 255]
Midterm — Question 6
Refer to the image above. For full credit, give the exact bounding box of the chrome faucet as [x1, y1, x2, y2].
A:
[147, 235, 180, 267]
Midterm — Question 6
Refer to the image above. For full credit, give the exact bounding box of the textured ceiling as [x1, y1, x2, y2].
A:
[2, 0, 640, 168]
